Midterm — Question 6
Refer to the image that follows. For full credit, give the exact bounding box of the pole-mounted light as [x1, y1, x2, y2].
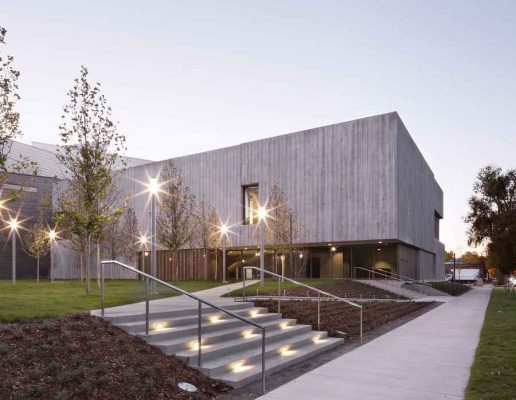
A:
[219, 223, 229, 283]
[147, 177, 160, 294]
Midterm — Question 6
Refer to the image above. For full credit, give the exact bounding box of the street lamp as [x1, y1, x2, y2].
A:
[8, 218, 19, 285]
[219, 223, 229, 283]
[330, 246, 336, 279]
[258, 206, 268, 287]
[147, 177, 160, 294]
[138, 234, 149, 277]
[48, 228, 58, 283]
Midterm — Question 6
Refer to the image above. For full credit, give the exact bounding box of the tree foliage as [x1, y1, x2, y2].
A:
[264, 183, 307, 276]
[194, 198, 220, 250]
[55, 66, 126, 293]
[444, 250, 455, 262]
[101, 206, 139, 265]
[0, 26, 37, 190]
[465, 166, 516, 276]
[22, 222, 50, 282]
[462, 251, 481, 265]
[157, 161, 196, 251]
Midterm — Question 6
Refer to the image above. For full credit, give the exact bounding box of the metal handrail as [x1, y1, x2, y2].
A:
[354, 266, 434, 289]
[100, 260, 267, 394]
[242, 266, 363, 343]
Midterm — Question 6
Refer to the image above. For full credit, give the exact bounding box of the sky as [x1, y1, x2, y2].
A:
[2, 0, 516, 255]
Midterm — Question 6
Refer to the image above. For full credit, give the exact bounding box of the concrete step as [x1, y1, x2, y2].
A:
[356, 279, 425, 299]
[153, 318, 298, 354]
[176, 324, 313, 364]
[116, 306, 269, 334]
[144, 312, 284, 343]
[211, 335, 343, 388]
[197, 330, 329, 376]
[104, 299, 344, 389]
[103, 302, 253, 324]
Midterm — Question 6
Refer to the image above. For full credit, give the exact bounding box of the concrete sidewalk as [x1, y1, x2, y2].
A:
[91, 280, 258, 318]
[258, 285, 492, 400]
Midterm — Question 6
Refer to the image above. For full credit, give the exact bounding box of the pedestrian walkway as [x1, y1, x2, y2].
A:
[258, 285, 492, 400]
[91, 280, 258, 318]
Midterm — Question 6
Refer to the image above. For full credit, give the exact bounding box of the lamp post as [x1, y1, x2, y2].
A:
[219, 223, 229, 283]
[258, 206, 267, 287]
[8, 218, 19, 285]
[48, 229, 57, 283]
[148, 178, 159, 294]
[139, 234, 149, 275]
[330, 246, 336, 279]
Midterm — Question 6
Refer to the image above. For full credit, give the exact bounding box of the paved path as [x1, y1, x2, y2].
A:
[258, 285, 492, 400]
[91, 280, 258, 318]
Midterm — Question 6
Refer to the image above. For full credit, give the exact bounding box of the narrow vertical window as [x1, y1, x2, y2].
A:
[434, 211, 441, 239]
[243, 185, 259, 224]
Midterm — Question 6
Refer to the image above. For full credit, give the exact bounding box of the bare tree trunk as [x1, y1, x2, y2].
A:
[86, 235, 91, 294]
[97, 242, 101, 287]
[36, 256, 40, 283]
[215, 249, 218, 281]
[79, 252, 84, 282]
[204, 248, 208, 280]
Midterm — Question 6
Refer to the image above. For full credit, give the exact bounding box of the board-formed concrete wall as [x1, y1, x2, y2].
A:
[119, 113, 409, 248]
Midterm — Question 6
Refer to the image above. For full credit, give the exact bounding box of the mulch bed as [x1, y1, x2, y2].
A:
[0, 315, 230, 400]
[255, 300, 433, 338]
[429, 281, 471, 296]
[260, 279, 407, 300]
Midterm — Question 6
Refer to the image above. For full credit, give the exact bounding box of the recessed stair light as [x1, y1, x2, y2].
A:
[279, 345, 296, 356]
[152, 321, 169, 331]
[232, 360, 252, 373]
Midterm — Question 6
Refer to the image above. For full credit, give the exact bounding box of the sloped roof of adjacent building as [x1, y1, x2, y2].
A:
[5, 141, 152, 179]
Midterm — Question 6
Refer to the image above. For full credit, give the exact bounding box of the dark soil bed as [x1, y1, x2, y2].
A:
[259, 279, 407, 300]
[429, 281, 471, 296]
[0, 315, 230, 400]
[255, 300, 433, 338]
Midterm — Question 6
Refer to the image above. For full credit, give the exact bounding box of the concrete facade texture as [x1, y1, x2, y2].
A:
[117, 112, 444, 278]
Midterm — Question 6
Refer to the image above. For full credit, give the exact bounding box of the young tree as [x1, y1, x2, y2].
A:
[265, 183, 307, 277]
[56, 66, 126, 294]
[194, 198, 220, 278]
[0, 26, 37, 192]
[157, 161, 196, 252]
[101, 206, 139, 265]
[265, 184, 291, 275]
[465, 166, 516, 280]
[22, 222, 50, 282]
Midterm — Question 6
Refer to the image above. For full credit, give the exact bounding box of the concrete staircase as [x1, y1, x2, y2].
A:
[356, 279, 449, 299]
[356, 279, 427, 299]
[102, 301, 342, 388]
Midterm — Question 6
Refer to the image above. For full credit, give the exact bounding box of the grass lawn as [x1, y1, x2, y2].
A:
[0, 279, 228, 322]
[465, 287, 516, 399]
[227, 278, 340, 297]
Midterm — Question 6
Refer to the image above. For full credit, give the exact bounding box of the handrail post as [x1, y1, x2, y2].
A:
[198, 301, 202, 367]
[317, 291, 321, 331]
[261, 328, 266, 394]
[278, 274, 281, 313]
[145, 277, 150, 336]
[360, 307, 363, 344]
[243, 267, 246, 302]
[100, 262, 105, 316]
